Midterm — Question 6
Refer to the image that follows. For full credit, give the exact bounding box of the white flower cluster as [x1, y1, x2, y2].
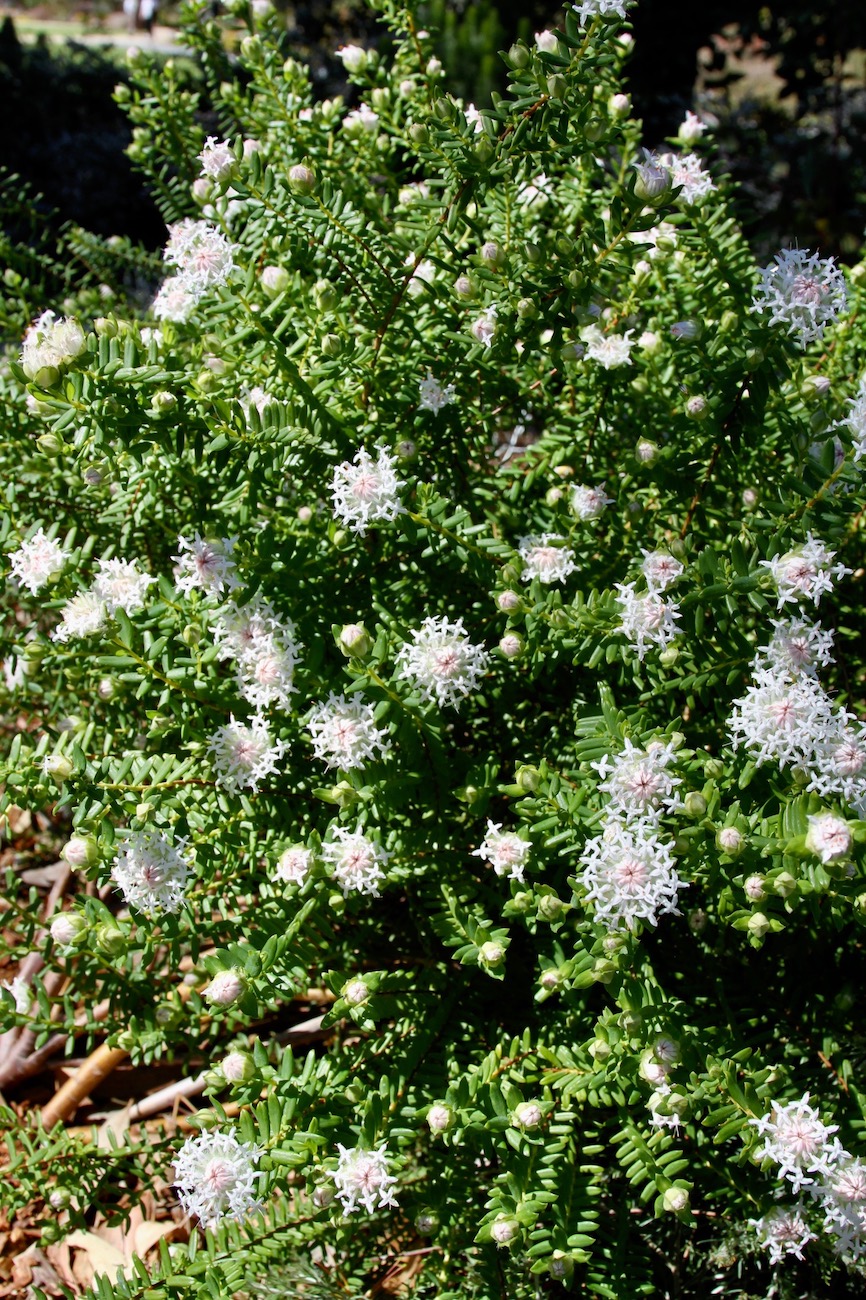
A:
[418, 372, 456, 413]
[659, 152, 717, 205]
[750, 1094, 866, 1262]
[573, 0, 630, 25]
[307, 692, 390, 770]
[760, 533, 849, 609]
[330, 447, 405, 535]
[112, 828, 191, 914]
[518, 534, 577, 585]
[198, 137, 236, 183]
[580, 732, 685, 931]
[50, 555, 155, 644]
[20, 310, 86, 386]
[571, 484, 612, 521]
[592, 739, 682, 824]
[614, 582, 681, 660]
[208, 715, 287, 794]
[8, 529, 68, 595]
[332, 1143, 398, 1214]
[584, 325, 633, 369]
[163, 218, 236, 294]
[837, 373, 866, 462]
[174, 534, 240, 598]
[174, 1128, 262, 1230]
[751, 248, 847, 348]
[472, 821, 531, 882]
[214, 597, 301, 714]
[396, 615, 490, 709]
[322, 827, 391, 897]
[580, 819, 683, 931]
[729, 573, 866, 814]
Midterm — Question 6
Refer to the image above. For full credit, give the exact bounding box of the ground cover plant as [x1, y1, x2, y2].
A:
[2, 0, 866, 1295]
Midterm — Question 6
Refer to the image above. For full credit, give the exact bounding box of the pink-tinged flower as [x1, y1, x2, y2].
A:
[152, 276, 197, 323]
[805, 812, 852, 864]
[584, 325, 632, 369]
[322, 827, 390, 897]
[472, 821, 531, 882]
[92, 557, 155, 616]
[571, 484, 613, 521]
[274, 845, 313, 886]
[112, 829, 191, 914]
[207, 716, 286, 793]
[330, 447, 404, 535]
[614, 582, 681, 659]
[752, 248, 847, 348]
[518, 534, 577, 584]
[396, 615, 490, 709]
[591, 738, 681, 824]
[164, 219, 236, 295]
[751, 1094, 841, 1192]
[579, 820, 684, 931]
[332, 1143, 398, 1214]
[174, 533, 240, 598]
[640, 550, 684, 592]
[174, 1128, 262, 1229]
[760, 534, 849, 608]
[752, 1205, 816, 1264]
[51, 591, 107, 642]
[198, 136, 236, 182]
[8, 529, 69, 595]
[307, 692, 390, 770]
[419, 372, 456, 413]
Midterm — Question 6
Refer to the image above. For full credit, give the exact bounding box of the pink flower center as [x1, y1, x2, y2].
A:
[202, 1158, 235, 1192]
[791, 275, 824, 306]
[613, 856, 647, 890]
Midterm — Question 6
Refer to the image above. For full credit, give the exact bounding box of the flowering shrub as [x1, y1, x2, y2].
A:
[3, 0, 866, 1296]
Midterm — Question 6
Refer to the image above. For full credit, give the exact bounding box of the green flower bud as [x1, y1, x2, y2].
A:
[151, 390, 177, 416]
[221, 1048, 256, 1084]
[43, 753, 74, 782]
[747, 912, 770, 938]
[426, 1102, 454, 1133]
[515, 764, 541, 792]
[773, 871, 797, 899]
[490, 1215, 520, 1246]
[337, 622, 373, 658]
[662, 1186, 690, 1213]
[61, 835, 99, 869]
[314, 280, 338, 312]
[683, 792, 707, 818]
[50, 912, 88, 947]
[547, 74, 568, 99]
[288, 163, 315, 194]
[549, 1251, 575, 1280]
[408, 122, 429, 146]
[342, 977, 369, 1007]
[478, 940, 506, 969]
[507, 43, 530, 69]
[537, 893, 565, 922]
[37, 432, 63, 455]
[261, 265, 290, 297]
[95, 923, 125, 956]
[321, 333, 343, 358]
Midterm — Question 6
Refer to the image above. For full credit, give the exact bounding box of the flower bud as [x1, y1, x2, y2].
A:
[747, 912, 770, 938]
[589, 1038, 611, 1061]
[95, 922, 125, 956]
[683, 792, 707, 818]
[191, 177, 213, 205]
[321, 333, 343, 358]
[342, 977, 369, 1007]
[337, 43, 367, 75]
[221, 1049, 256, 1083]
[416, 1210, 439, 1234]
[205, 968, 247, 1006]
[773, 871, 797, 899]
[635, 438, 659, 465]
[609, 93, 631, 119]
[338, 622, 373, 658]
[717, 826, 744, 857]
[43, 753, 74, 782]
[312, 1183, 336, 1208]
[478, 940, 506, 969]
[496, 589, 521, 613]
[408, 123, 429, 146]
[671, 320, 700, 341]
[662, 1186, 690, 1213]
[518, 297, 539, 321]
[314, 280, 338, 312]
[288, 163, 315, 194]
[549, 1251, 575, 1280]
[454, 274, 475, 299]
[480, 241, 505, 269]
[592, 958, 617, 984]
[37, 431, 63, 454]
[547, 74, 567, 99]
[537, 893, 565, 921]
[261, 265, 289, 297]
[633, 152, 671, 203]
[426, 1102, 454, 1133]
[540, 967, 562, 992]
[515, 764, 541, 792]
[491, 1215, 520, 1246]
[512, 1100, 543, 1129]
[685, 395, 708, 420]
[499, 632, 524, 659]
[50, 913, 88, 947]
[62, 834, 99, 869]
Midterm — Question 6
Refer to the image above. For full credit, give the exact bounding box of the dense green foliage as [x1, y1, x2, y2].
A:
[2, 1, 866, 1296]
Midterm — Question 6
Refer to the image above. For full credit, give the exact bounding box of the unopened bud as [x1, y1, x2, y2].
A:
[685, 395, 708, 420]
[683, 791, 707, 818]
[549, 1251, 575, 1280]
[43, 753, 74, 782]
[454, 274, 475, 299]
[222, 1049, 255, 1083]
[342, 978, 369, 1007]
[717, 827, 744, 856]
[261, 265, 289, 296]
[481, 241, 505, 268]
[609, 92, 630, 118]
[635, 438, 659, 465]
[662, 1186, 690, 1213]
[773, 871, 797, 899]
[426, 1102, 453, 1133]
[540, 967, 562, 991]
[499, 632, 524, 659]
[515, 764, 541, 792]
[491, 1215, 520, 1246]
[338, 622, 373, 658]
[205, 969, 247, 1006]
[512, 1100, 543, 1129]
[50, 913, 88, 947]
[62, 835, 99, 869]
[314, 280, 338, 312]
[288, 163, 315, 194]
[747, 912, 770, 938]
[95, 922, 125, 956]
[497, 589, 521, 613]
[537, 893, 564, 921]
[478, 941, 506, 969]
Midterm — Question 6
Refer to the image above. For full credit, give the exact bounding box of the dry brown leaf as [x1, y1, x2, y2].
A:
[1, 807, 31, 839]
[66, 1215, 177, 1287]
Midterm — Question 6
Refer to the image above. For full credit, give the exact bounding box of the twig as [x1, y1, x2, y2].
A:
[40, 1042, 129, 1130]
